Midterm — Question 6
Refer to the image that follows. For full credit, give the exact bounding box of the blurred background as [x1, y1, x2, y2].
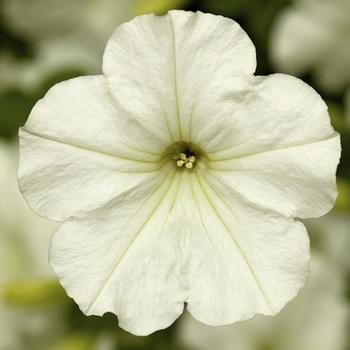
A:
[0, 0, 349, 349]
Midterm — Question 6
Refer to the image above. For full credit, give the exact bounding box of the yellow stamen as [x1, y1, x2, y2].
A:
[180, 153, 187, 161]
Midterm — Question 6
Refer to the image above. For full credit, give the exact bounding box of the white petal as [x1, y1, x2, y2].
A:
[185, 170, 310, 325]
[18, 75, 167, 221]
[199, 74, 340, 218]
[50, 158, 311, 334]
[103, 10, 256, 143]
[50, 170, 190, 336]
[198, 73, 337, 153]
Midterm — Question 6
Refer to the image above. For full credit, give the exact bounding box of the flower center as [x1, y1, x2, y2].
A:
[167, 142, 202, 170]
[174, 151, 196, 169]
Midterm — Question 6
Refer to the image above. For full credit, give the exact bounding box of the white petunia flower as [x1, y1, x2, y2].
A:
[179, 254, 350, 350]
[0, 0, 135, 91]
[270, 0, 350, 94]
[18, 10, 341, 336]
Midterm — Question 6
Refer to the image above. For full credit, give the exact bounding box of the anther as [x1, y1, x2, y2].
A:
[180, 153, 187, 161]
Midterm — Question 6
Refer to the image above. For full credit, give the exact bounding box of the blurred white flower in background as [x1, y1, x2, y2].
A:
[0, 0, 135, 91]
[0, 141, 57, 281]
[0, 140, 62, 350]
[306, 213, 350, 273]
[270, 0, 350, 94]
[180, 253, 350, 350]
[0, 0, 185, 92]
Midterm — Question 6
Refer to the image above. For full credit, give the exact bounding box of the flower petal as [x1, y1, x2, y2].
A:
[199, 74, 340, 218]
[50, 158, 310, 333]
[18, 75, 168, 221]
[50, 170, 191, 336]
[185, 170, 310, 325]
[103, 10, 256, 143]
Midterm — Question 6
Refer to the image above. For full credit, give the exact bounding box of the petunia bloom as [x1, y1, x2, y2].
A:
[18, 10, 340, 336]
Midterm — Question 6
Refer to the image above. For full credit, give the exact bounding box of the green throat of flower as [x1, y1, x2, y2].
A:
[167, 142, 204, 170]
